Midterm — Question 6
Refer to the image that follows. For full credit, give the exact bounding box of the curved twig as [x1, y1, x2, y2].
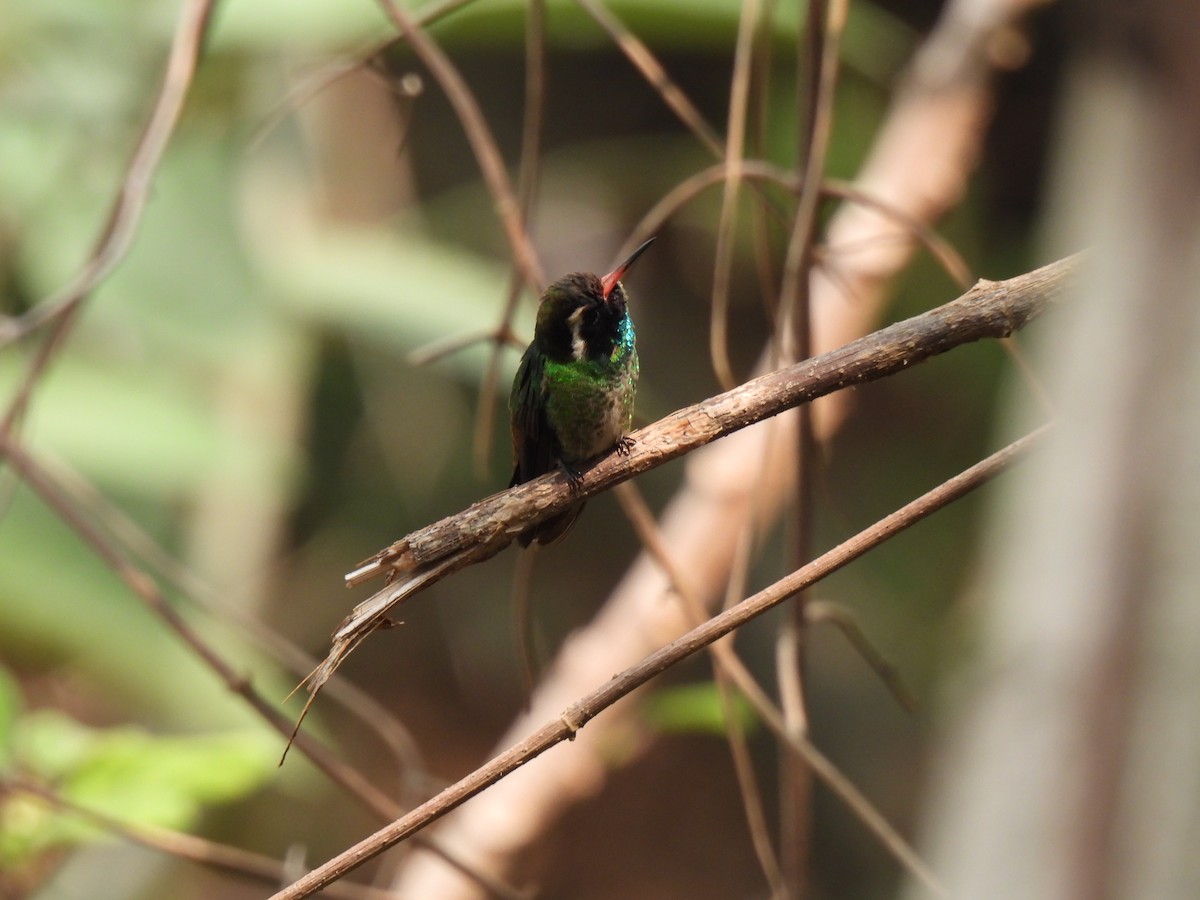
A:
[0, 0, 218, 447]
[709, 0, 766, 391]
[3, 777, 393, 900]
[615, 163, 972, 294]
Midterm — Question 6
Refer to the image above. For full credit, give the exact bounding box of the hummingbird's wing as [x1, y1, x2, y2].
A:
[509, 345, 582, 546]
[509, 345, 557, 486]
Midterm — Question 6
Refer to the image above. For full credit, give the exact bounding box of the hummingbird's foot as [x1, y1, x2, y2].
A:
[556, 458, 584, 492]
[615, 436, 635, 457]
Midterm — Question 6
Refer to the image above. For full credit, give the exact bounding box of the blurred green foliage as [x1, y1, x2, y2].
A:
[0, 665, 276, 873]
[0, 0, 1040, 895]
[643, 681, 758, 737]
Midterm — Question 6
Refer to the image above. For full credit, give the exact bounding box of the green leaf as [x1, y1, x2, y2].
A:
[63, 728, 277, 825]
[11, 711, 95, 781]
[643, 681, 758, 737]
[2, 711, 278, 865]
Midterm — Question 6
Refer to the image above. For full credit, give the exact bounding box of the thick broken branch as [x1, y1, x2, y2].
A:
[287, 255, 1077, 732]
[350, 254, 1076, 587]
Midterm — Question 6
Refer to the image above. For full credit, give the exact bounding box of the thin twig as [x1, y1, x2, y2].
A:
[0, 0, 216, 348]
[25, 448, 435, 803]
[709, 0, 765, 391]
[613, 163, 972, 296]
[407, 324, 523, 368]
[571, 0, 723, 156]
[271, 426, 1049, 899]
[573, 0, 802, 337]
[822, 180, 972, 288]
[471, 0, 547, 476]
[748, 0, 783, 318]
[0, 438, 401, 821]
[776, 1, 849, 888]
[0, 0, 217, 455]
[777, 0, 848, 362]
[248, 0, 479, 151]
[372, 0, 544, 292]
[806, 600, 918, 713]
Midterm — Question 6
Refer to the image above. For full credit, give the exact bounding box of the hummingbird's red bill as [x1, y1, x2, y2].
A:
[601, 237, 655, 300]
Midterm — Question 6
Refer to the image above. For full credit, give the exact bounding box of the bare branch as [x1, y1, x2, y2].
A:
[471, 0, 548, 476]
[614, 164, 973, 312]
[248, 0, 479, 151]
[776, 2, 851, 886]
[351, 255, 1075, 586]
[0, 0, 216, 347]
[21, 449, 435, 800]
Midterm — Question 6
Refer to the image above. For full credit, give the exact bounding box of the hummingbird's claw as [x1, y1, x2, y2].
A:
[615, 436, 635, 457]
[557, 458, 584, 492]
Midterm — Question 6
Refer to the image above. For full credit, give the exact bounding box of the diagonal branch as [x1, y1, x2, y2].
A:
[292, 254, 1078, 724]
[351, 253, 1076, 586]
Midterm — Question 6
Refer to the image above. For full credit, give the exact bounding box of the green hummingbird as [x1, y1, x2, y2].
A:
[509, 238, 654, 546]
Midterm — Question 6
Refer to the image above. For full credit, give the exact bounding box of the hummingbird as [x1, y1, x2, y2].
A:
[509, 238, 654, 546]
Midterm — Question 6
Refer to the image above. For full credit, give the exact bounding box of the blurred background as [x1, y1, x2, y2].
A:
[0, 0, 1071, 897]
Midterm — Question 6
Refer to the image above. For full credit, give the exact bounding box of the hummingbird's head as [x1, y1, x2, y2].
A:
[534, 238, 653, 363]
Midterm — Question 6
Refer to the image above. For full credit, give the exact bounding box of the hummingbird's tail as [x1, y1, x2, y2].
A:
[517, 500, 585, 547]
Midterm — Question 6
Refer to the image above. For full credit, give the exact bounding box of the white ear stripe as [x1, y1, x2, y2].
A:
[567, 306, 587, 361]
